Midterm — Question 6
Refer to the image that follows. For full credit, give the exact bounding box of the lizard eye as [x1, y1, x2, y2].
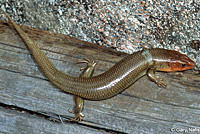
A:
[182, 64, 186, 67]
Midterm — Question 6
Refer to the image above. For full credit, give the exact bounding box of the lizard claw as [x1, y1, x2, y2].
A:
[68, 109, 85, 122]
[77, 58, 91, 64]
[77, 58, 96, 71]
[68, 109, 74, 114]
[156, 78, 167, 88]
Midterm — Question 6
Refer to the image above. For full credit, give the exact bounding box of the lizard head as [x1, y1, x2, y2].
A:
[155, 50, 196, 72]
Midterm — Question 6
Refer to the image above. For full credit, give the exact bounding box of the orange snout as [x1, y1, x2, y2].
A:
[159, 58, 196, 72]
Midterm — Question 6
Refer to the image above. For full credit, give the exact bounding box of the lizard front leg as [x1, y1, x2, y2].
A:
[147, 68, 167, 88]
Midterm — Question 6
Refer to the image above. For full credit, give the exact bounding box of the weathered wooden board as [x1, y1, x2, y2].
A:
[0, 21, 200, 134]
[0, 106, 109, 134]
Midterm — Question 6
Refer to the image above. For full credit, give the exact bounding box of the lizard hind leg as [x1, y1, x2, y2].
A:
[68, 58, 96, 122]
[68, 96, 84, 122]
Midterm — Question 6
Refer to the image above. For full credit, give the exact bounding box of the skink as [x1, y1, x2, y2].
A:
[1, 10, 196, 101]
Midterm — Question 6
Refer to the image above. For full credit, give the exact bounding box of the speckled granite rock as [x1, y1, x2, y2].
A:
[0, 0, 199, 67]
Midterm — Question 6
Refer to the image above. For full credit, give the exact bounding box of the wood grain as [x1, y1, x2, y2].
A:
[0, 21, 200, 134]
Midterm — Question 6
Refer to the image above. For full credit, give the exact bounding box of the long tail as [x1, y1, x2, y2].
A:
[1, 9, 61, 81]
